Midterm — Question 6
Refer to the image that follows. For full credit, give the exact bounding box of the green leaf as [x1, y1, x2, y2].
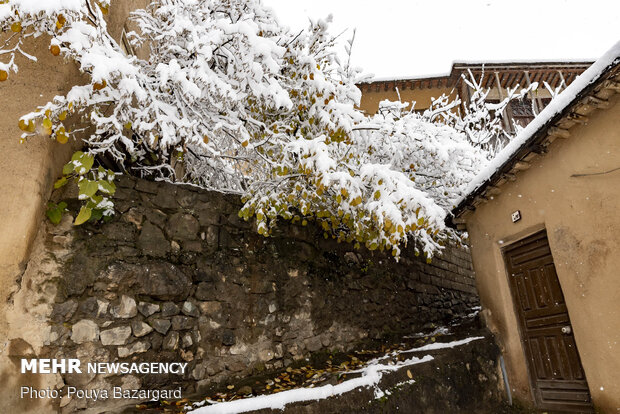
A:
[74, 206, 92, 225]
[54, 177, 68, 189]
[78, 180, 98, 198]
[71, 151, 84, 162]
[98, 180, 116, 194]
[46, 206, 62, 224]
[85, 195, 104, 210]
[62, 162, 74, 175]
[79, 153, 94, 172]
[57, 201, 68, 210]
[90, 208, 104, 221]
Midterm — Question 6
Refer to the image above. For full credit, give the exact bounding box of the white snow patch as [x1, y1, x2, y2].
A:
[404, 326, 451, 339]
[401, 336, 485, 353]
[190, 336, 485, 413]
[189, 355, 433, 414]
[361, 336, 485, 369]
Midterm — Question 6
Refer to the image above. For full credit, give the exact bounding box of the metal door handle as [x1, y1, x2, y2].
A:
[561, 326, 572, 334]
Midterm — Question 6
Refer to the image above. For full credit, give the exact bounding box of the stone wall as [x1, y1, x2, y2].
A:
[7, 176, 478, 413]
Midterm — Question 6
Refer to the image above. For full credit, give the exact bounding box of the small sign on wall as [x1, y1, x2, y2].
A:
[511, 210, 521, 223]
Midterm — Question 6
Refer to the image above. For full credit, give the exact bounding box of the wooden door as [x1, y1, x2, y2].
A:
[503, 230, 592, 412]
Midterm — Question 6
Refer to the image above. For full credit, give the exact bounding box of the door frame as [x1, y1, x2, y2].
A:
[500, 228, 592, 411]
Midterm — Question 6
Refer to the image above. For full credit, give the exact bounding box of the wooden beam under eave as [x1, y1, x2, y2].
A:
[513, 161, 531, 171]
[452, 217, 467, 225]
[499, 72, 508, 89]
[595, 87, 615, 101]
[514, 71, 526, 88]
[548, 126, 570, 139]
[600, 80, 620, 91]
[474, 195, 489, 204]
[484, 73, 494, 89]
[502, 173, 517, 181]
[574, 103, 595, 116]
[583, 95, 610, 109]
[456, 223, 467, 231]
[487, 186, 502, 195]
[556, 117, 577, 130]
[566, 113, 589, 124]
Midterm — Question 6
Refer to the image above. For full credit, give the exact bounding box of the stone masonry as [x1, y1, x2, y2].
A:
[9, 175, 478, 413]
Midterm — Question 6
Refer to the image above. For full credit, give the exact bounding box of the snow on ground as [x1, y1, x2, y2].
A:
[359, 336, 485, 368]
[401, 336, 484, 353]
[455, 40, 620, 207]
[188, 336, 484, 414]
[404, 326, 451, 339]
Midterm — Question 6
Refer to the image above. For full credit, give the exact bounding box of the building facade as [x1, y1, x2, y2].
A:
[451, 45, 620, 412]
[357, 61, 592, 133]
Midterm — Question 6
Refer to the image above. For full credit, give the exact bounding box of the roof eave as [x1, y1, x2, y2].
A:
[449, 61, 620, 226]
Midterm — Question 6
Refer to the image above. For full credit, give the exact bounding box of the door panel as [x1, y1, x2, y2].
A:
[503, 230, 592, 412]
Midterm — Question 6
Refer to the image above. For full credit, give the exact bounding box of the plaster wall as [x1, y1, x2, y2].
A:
[0, 33, 84, 355]
[0, 2, 148, 411]
[464, 93, 620, 412]
[358, 83, 554, 116]
[358, 85, 456, 114]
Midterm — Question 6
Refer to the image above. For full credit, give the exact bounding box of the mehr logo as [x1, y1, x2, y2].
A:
[21, 359, 189, 375]
[21, 359, 81, 374]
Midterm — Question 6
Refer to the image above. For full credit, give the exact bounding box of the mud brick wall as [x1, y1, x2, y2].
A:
[12, 175, 478, 412]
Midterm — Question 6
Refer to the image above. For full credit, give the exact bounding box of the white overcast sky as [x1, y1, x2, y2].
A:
[262, 0, 620, 79]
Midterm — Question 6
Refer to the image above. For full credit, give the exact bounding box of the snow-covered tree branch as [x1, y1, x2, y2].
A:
[1, 0, 535, 259]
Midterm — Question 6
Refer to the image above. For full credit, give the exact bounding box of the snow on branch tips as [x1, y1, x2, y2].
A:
[2, 0, 532, 259]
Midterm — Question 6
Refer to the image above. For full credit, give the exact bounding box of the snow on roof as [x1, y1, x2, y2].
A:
[357, 71, 451, 84]
[452, 40, 620, 218]
[357, 59, 594, 84]
[451, 58, 594, 66]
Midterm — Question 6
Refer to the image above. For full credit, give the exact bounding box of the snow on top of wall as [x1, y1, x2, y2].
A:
[454, 40, 620, 211]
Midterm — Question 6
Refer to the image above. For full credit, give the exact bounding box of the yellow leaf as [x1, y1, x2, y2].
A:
[56, 131, 68, 143]
[407, 369, 412, 379]
[93, 80, 107, 90]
